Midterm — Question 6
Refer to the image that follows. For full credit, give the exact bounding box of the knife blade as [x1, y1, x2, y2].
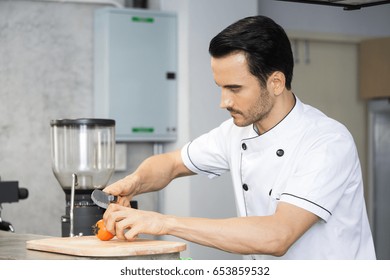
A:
[91, 189, 117, 209]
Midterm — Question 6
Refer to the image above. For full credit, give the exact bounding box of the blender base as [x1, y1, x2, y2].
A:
[61, 205, 105, 237]
[61, 189, 138, 237]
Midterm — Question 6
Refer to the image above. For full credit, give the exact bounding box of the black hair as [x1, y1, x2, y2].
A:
[209, 15, 294, 90]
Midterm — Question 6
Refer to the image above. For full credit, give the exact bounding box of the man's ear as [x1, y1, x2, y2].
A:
[268, 71, 286, 96]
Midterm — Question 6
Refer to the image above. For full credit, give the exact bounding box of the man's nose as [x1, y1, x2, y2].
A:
[220, 90, 233, 109]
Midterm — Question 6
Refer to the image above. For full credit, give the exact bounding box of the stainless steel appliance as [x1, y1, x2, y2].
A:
[50, 118, 115, 237]
[368, 99, 390, 259]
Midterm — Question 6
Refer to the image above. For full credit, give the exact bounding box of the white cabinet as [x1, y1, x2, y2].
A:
[94, 8, 177, 142]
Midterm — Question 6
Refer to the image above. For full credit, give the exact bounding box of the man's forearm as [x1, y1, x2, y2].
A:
[163, 202, 318, 256]
[164, 215, 285, 256]
[129, 150, 194, 195]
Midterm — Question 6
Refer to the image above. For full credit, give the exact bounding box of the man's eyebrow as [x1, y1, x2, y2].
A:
[223, 84, 242, 89]
[214, 81, 242, 88]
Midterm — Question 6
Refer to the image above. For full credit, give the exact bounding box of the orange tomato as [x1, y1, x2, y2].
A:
[92, 219, 114, 241]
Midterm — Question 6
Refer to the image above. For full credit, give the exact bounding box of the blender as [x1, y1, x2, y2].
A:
[50, 118, 115, 237]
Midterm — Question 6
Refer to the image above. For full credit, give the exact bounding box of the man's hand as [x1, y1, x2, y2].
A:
[103, 203, 169, 240]
[103, 174, 141, 207]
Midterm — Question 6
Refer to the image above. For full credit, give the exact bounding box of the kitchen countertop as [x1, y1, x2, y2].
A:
[0, 231, 183, 260]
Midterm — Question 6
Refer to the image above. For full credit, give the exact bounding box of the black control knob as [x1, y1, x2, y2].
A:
[18, 188, 28, 200]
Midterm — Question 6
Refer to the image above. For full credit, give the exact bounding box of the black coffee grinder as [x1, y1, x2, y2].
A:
[0, 178, 28, 232]
[50, 119, 116, 237]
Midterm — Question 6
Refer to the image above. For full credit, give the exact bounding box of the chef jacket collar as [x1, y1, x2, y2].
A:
[244, 94, 303, 149]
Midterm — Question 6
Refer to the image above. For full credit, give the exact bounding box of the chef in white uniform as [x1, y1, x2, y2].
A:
[103, 15, 376, 259]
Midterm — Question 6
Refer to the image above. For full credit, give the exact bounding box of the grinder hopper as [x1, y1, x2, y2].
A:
[50, 118, 115, 237]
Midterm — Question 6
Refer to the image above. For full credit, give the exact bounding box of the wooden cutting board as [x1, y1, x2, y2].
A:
[26, 236, 186, 257]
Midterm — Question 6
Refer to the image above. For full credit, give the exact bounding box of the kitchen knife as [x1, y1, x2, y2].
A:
[91, 189, 117, 209]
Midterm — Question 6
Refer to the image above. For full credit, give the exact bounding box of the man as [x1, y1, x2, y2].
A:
[103, 15, 376, 259]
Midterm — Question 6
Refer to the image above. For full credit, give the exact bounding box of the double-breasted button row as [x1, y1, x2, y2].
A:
[241, 143, 284, 157]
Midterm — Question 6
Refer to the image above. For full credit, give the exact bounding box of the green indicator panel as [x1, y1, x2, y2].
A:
[132, 127, 154, 133]
[132, 16, 154, 23]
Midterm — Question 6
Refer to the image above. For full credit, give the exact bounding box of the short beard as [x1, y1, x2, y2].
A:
[229, 88, 274, 127]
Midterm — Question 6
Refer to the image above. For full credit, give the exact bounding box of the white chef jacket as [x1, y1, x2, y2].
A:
[181, 96, 376, 259]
